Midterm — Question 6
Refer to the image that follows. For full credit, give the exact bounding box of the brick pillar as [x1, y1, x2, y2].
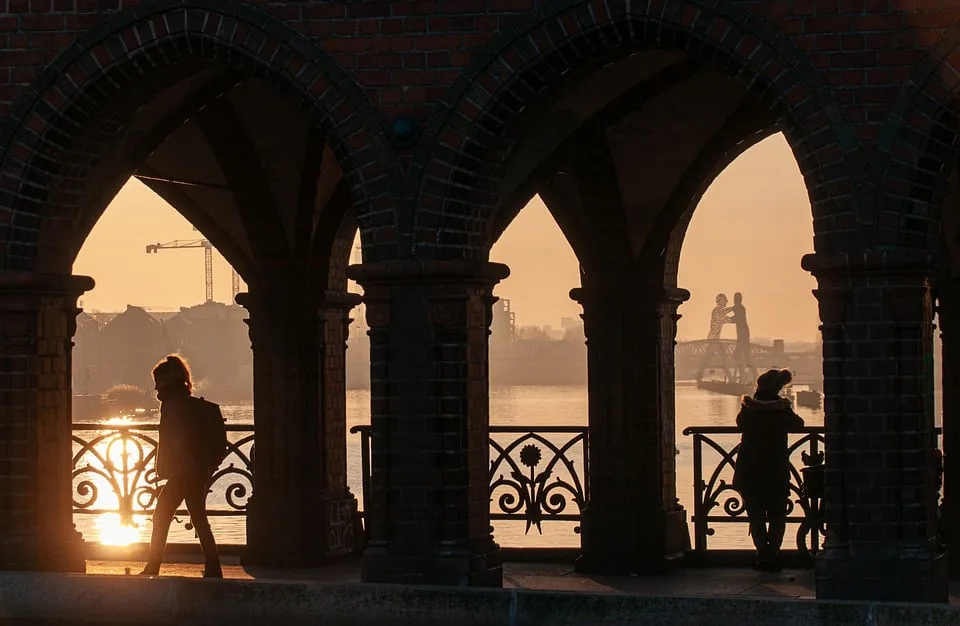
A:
[0, 272, 93, 573]
[348, 260, 508, 587]
[237, 289, 362, 566]
[936, 277, 960, 577]
[570, 279, 690, 575]
[804, 251, 947, 602]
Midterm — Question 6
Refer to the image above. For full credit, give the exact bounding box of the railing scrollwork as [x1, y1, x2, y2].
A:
[72, 423, 255, 528]
[350, 425, 589, 535]
[683, 426, 941, 561]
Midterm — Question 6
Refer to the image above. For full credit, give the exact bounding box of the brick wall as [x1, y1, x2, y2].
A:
[0, 1, 960, 265]
[0, 0, 957, 599]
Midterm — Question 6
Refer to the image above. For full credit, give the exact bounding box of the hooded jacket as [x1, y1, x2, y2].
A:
[732, 395, 805, 501]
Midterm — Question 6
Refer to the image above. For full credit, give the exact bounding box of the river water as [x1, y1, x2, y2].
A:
[71, 382, 848, 552]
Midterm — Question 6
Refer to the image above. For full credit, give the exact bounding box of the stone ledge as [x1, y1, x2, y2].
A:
[1, 572, 960, 626]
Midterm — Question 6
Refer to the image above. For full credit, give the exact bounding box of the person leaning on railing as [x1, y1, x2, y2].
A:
[732, 368, 805, 572]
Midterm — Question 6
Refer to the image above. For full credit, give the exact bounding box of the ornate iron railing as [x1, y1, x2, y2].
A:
[71, 423, 254, 526]
[72, 421, 944, 557]
[350, 425, 589, 534]
[682, 426, 943, 560]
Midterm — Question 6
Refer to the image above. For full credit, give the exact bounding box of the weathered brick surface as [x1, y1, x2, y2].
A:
[570, 275, 689, 575]
[0, 1, 959, 265]
[349, 260, 507, 586]
[237, 287, 362, 566]
[0, 272, 91, 573]
[0, 0, 957, 602]
[803, 250, 944, 602]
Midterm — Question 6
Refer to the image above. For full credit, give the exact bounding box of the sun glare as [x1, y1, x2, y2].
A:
[95, 513, 141, 546]
[103, 416, 135, 426]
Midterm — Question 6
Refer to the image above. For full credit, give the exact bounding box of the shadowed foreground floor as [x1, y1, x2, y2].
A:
[88, 558, 822, 599]
[3, 561, 960, 626]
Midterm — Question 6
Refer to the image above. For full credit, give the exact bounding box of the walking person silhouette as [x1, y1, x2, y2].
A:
[140, 355, 226, 578]
[733, 368, 804, 572]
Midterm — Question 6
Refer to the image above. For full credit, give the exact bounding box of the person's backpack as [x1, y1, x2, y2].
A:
[187, 396, 228, 471]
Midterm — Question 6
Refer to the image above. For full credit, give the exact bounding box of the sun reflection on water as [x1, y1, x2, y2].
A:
[95, 513, 142, 546]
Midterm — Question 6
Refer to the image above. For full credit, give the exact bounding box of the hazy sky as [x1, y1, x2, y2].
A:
[74, 133, 818, 341]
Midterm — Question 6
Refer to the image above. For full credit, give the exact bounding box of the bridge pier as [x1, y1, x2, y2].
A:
[571, 280, 689, 575]
[238, 288, 363, 567]
[805, 252, 947, 603]
[0, 274, 92, 573]
[349, 260, 508, 587]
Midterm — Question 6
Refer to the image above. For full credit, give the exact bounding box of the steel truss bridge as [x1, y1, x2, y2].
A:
[675, 339, 775, 358]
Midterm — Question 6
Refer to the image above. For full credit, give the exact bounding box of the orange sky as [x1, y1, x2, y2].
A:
[74, 133, 819, 342]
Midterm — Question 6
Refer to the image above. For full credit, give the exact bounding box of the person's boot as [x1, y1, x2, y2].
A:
[748, 519, 768, 569]
[203, 560, 223, 579]
[763, 544, 782, 572]
[138, 563, 160, 576]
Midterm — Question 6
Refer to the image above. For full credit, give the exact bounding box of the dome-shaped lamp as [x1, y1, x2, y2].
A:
[388, 114, 419, 149]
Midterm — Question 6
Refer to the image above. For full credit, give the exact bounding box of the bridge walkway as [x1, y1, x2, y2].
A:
[86, 557, 819, 600]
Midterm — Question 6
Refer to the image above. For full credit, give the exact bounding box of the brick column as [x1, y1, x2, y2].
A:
[936, 277, 960, 577]
[570, 278, 690, 575]
[348, 260, 509, 587]
[803, 251, 947, 602]
[237, 289, 362, 566]
[0, 272, 93, 573]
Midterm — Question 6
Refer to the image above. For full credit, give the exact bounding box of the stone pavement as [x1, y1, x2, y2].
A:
[88, 558, 816, 598]
[5, 564, 960, 626]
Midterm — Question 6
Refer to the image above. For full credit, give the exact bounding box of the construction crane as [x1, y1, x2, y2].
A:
[145, 239, 242, 303]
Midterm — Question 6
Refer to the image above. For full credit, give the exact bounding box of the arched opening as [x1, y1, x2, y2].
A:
[72, 177, 254, 550]
[396, 3, 851, 583]
[675, 133, 822, 560]
[488, 194, 587, 550]
[476, 61, 828, 576]
[0, 6, 387, 573]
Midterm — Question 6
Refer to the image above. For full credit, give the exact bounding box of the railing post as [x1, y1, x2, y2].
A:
[692, 432, 706, 553]
[360, 427, 371, 529]
[811, 433, 822, 554]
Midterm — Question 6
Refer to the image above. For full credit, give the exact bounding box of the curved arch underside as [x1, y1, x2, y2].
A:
[0, 2, 397, 276]
[415, 0, 860, 263]
[491, 59, 781, 291]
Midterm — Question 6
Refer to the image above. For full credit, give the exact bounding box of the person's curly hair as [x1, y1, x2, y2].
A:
[152, 354, 193, 393]
[756, 368, 792, 394]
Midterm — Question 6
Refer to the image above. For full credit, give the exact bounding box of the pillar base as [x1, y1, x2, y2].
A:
[243, 491, 362, 567]
[0, 527, 86, 573]
[576, 506, 688, 575]
[361, 544, 503, 587]
[816, 548, 948, 603]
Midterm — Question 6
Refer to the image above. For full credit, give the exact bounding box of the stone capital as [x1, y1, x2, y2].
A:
[346, 259, 510, 288]
[0, 273, 95, 307]
[319, 290, 363, 312]
[801, 250, 940, 282]
[569, 284, 690, 311]
[235, 288, 360, 320]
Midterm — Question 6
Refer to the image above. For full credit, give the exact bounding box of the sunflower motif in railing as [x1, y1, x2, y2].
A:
[489, 432, 587, 535]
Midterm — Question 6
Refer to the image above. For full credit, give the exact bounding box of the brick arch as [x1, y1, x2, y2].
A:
[0, 0, 400, 272]
[876, 27, 960, 252]
[413, 0, 861, 262]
